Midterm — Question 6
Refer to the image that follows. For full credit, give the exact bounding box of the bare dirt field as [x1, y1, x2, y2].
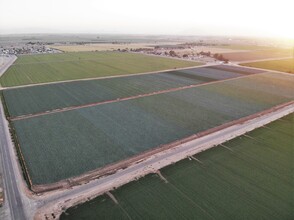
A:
[49, 42, 179, 52]
[182, 46, 247, 54]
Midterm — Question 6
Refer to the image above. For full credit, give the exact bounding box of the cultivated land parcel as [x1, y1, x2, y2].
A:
[60, 113, 294, 220]
[242, 58, 294, 74]
[3, 65, 262, 117]
[0, 52, 199, 87]
[5, 69, 294, 186]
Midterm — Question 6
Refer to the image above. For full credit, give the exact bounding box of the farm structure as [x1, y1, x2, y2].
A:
[3, 65, 263, 118]
[241, 58, 294, 74]
[60, 113, 294, 220]
[0, 52, 200, 87]
[6, 71, 294, 189]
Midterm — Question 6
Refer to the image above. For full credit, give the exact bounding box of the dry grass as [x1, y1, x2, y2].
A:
[190, 46, 247, 54]
[50, 43, 253, 53]
[49, 42, 179, 52]
[222, 49, 293, 61]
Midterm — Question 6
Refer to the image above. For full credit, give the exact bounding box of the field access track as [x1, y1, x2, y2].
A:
[60, 113, 294, 220]
[3, 65, 263, 118]
[11, 72, 294, 186]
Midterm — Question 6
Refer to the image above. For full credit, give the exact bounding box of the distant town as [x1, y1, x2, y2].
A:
[0, 43, 60, 55]
[0, 41, 231, 64]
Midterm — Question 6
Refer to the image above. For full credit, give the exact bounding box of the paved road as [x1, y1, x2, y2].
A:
[0, 55, 17, 78]
[0, 103, 26, 220]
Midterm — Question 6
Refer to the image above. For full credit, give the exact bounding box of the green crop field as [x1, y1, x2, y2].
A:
[10, 72, 294, 185]
[3, 65, 263, 117]
[0, 52, 200, 87]
[60, 113, 294, 220]
[241, 58, 294, 74]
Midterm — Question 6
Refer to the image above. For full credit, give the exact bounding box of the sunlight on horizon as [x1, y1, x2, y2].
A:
[0, 0, 293, 39]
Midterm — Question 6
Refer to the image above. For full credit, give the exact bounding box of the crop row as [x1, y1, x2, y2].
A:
[3, 65, 261, 117]
[60, 113, 294, 220]
[0, 52, 199, 87]
[11, 72, 294, 185]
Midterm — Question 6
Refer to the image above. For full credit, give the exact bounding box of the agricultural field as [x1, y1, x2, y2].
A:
[222, 48, 292, 61]
[215, 44, 275, 50]
[49, 42, 171, 52]
[241, 58, 294, 74]
[3, 65, 263, 117]
[10, 72, 294, 185]
[0, 52, 200, 87]
[60, 113, 294, 220]
[49, 43, 271, 53]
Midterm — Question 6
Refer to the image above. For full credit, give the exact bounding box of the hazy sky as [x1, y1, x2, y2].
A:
[0, 0, 293, 38]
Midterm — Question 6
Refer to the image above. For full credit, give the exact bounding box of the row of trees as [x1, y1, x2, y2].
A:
[198, 51, 229, 63]
[213, 53, 229, 63]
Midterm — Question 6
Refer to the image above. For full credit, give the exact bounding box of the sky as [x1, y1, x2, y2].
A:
[0, 0, 293, 39]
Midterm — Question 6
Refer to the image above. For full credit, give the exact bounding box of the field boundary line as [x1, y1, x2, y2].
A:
[33, 102, 294, 219]
[0, 63, 206, 90]
[10, 71, 266, 121]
